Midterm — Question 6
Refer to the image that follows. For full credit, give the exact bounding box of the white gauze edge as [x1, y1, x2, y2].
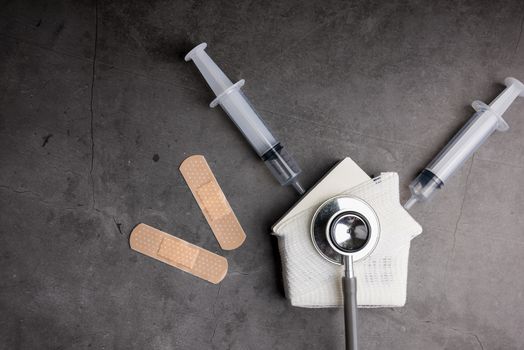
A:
[273, 173, 422, 308]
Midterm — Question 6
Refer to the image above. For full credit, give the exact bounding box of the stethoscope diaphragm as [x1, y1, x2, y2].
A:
[311, 196, 380, 265]
[310, 196, 380, 350]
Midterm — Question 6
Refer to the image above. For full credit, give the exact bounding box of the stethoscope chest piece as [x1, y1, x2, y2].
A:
[311, 196, 380, 265]
[310, 196, 380, 350]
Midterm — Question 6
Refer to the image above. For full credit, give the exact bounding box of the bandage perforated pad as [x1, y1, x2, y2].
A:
[180, 155, 246, 250]
[130, 223, 228, 284]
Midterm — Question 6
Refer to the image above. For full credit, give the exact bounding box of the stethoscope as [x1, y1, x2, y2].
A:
[311, 196, 380, 350]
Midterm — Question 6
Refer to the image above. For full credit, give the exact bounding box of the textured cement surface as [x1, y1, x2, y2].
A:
[1, 0, 524, 349]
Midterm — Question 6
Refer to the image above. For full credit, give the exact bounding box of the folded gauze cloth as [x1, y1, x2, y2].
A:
[272, 158, 422, 308]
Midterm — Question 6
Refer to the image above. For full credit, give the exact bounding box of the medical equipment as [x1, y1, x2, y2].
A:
[311, 196, 381, 350]
[180, 155, 246, 250]
[185, 43, 304, 194]
[404, 77, 524, 209]
[130, 223, 228, 284]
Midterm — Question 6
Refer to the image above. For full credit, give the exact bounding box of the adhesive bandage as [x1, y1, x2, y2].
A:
[180, 155, 246, 250]
[130, 223, 228, 284]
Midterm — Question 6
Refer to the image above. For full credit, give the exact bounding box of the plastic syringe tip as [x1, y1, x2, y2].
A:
[403, 196, 418, 210]
[291, 180, 305, 195]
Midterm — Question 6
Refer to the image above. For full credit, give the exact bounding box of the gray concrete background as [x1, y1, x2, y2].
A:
[1, 0, 524, 349]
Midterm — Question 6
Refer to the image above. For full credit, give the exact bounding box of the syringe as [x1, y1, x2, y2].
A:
[404, 77, 524, 209]
[185, 43, 304, 194]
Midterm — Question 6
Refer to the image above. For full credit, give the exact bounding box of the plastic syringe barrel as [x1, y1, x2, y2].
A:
[185, 43, 303, 193]
[405, 77, 524, 209]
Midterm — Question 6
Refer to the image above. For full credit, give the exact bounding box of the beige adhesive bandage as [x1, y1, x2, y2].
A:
[130, 223, 228, 284]
[180, 155, 246, 250]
